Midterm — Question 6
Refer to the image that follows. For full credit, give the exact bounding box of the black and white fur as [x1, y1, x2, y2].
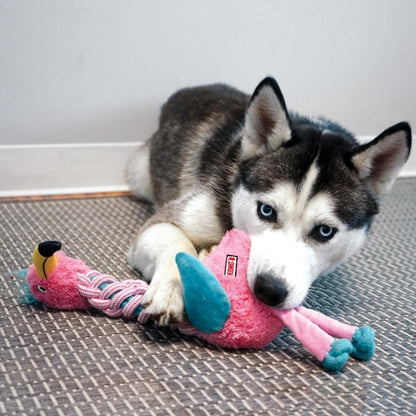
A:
[126, 77, 412, 325]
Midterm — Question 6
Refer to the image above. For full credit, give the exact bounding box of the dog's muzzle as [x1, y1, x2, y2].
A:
[253, 273, 289, 307]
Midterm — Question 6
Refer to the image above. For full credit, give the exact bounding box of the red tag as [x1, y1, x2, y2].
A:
[225, 255, 238, 277]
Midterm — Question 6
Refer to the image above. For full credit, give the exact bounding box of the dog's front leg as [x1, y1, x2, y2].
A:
[128, 222, 197, 326]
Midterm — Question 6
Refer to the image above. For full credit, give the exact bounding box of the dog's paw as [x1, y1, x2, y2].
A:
[322, 339, 353, 372]
[351, 326, 375, 361]
[140, 277, 184, 326]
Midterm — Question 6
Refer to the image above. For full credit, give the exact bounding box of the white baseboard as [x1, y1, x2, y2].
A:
[0, 142, 136, 197]
[0, 138, 415, 197]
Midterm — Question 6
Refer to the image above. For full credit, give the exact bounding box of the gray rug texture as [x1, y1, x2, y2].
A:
[1, 178, 415, 415]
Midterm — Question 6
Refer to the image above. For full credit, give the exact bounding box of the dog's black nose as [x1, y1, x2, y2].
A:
[254, 273, 289, 307]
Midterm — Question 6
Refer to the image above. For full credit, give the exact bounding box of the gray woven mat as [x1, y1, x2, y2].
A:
[1, 179, 415, 415]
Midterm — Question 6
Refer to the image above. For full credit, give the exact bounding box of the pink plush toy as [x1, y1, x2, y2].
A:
[21, 229, 375, 372]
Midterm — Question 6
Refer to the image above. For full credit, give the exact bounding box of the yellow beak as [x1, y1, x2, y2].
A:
[32, 241, 62, 279]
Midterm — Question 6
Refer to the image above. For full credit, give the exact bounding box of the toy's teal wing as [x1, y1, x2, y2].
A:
[175, 252, 231, 333]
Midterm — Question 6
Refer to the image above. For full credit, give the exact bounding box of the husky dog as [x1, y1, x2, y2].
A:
[126, 77, 411, 325]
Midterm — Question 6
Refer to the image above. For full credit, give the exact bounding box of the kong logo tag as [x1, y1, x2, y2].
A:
[225, 255, 238, 277]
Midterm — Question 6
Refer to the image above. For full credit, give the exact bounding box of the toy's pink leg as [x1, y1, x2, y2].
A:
[296, 306, 357, 340]
[296, 306, 376, 361]
[277, 309, 336, 361]
[277, 308, 353, 371]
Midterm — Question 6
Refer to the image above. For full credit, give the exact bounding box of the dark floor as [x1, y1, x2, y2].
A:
[1, 178, 415, 415]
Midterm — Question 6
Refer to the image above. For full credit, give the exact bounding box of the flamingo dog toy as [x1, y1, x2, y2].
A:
[21, 229, 375, 372]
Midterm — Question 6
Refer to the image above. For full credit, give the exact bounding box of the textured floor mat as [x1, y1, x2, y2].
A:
[1, 179, 415, 415]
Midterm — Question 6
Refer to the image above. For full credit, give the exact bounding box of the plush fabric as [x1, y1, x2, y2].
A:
[27, 251, 91, 310]
[176, 229, 375, 371]
[177, 252, 231, 333]
[23, 230, 375, 372]
[178, 230, 284, 348]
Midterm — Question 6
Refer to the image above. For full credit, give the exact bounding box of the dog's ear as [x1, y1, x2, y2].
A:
[241, 77, 292, 160]
[350, 122, 411, 196]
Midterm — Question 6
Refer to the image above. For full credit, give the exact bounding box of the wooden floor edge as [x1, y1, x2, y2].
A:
[0, 191, 133, 202]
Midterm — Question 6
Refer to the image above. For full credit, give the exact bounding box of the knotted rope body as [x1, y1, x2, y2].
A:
[77, 270, 150, 323]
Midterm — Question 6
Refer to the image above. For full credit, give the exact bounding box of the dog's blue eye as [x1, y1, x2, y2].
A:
[311, 224, 337, 242]
[257, 202, 277, 222]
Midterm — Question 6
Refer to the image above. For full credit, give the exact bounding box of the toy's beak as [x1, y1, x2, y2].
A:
[175, 252, 231, 333]
[32, 241, 61, 279]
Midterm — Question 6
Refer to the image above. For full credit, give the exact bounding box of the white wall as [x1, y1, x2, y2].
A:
[1, 0, 415, 195]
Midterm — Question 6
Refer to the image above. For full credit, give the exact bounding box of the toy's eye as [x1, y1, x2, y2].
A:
[310, 224, 338, 243]
[257, 202, 277, 222]
[37, 285, 47, 293]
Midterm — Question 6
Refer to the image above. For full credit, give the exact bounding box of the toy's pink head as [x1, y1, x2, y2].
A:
[26, 241, 91, 310]
[177, 229, 284, 349]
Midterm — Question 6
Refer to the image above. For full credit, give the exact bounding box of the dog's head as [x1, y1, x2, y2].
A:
[232, 77, 412, 309]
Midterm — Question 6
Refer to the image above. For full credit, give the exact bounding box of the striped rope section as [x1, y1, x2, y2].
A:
[77, 270, 150, 323]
